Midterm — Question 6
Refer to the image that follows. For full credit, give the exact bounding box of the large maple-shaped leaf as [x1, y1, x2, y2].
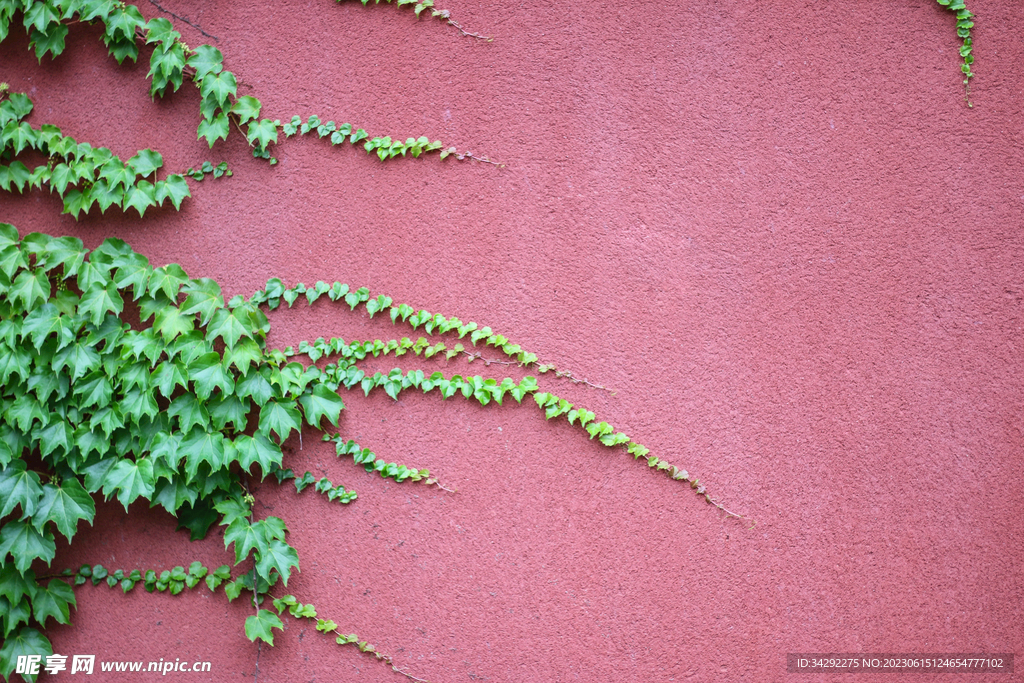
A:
[223, 337, 262, 376]
[186, 45, 223, 79]
[154, 174, 190, 210]
[148, 433, 183, 471]
[122, 180, 157, 217]
[198, 71, 237, 108]
[1, 595, 32, 640]
[223, 518, 270, 564]
[0, 462, 43, 519]
[258, 399, 301, 444]
[180, 278, 223, 325]
[244, 610, 282, 646]
[208, 394, 250, 432]
[112, 251, 152, 300]
[73, 373, 113, 410]
[147, 263, 189, 301]
[21, 303, 78, 351]
[28, 578, 75, 627]
[37, 420, 73, 459]
[0, 627, 52, 683]
[0, 522, 55, 572]
[298, 384, 345, 429]
[213, 496, 251, 528]
[78, 281, 124, 326]
[33, 478, 95, 542]
[188, 353, 234, 400]
[180, 429, 232, 482]
[100, 458, 155, 510]
[256, 538, 299, 586]
[0, 344, 31, 384]
[151, 359, 188, 399]
[151, 478, 198, 515]
[9, 269, 48, 313]
[207, 307, 255, 348]
[236, 367, 274, 405]
[0, 563, 36, 607]
[167, 393, 209, 433]
[0, 245, 28, 279]
[39, 235, 85, 278]
[150, 304, 193, 340]
[51, 343, 100, 382]
[5, 394, 48, 433]
[233, 432, 283, 477]
[120, 387, 158, 424]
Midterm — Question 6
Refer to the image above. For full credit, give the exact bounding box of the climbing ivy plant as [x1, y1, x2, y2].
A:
[0, 0, 975, 680]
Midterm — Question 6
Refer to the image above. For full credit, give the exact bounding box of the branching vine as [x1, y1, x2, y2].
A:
[0, 0, 975, 680]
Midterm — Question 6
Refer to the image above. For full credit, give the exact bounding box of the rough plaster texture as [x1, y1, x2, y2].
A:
[2, 0, 1022, 681]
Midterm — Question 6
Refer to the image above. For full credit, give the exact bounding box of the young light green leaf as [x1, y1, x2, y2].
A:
[244, 609, 283, 646]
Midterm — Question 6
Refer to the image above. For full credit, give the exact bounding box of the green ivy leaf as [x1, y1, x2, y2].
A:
[297, 384, 344, 429]
[244, 609, 283, 646]
[0, 462, 43, 520]
[148, 263, 189, 301]
[199, 71, 237, 108]
[78, 282, 124, 327]
[231, 96, 262, 125]
[33, 478, 95, 542]
[150, 477, 198, 515]
[21, 303, 76, 351]
[0, 564, 35, 609]
[0, 522, 55, 573]
[188, 353, 235, 400]
[233, 432, 283, 477]
[30, 23, 69, 61]
[127, 149, 163, 177]
[207, 307, 255, 348]
[197, 112, 229, 147]
[103, 4, 145, 42]
[0, 627, 52, 683]
[168, 393, 211, 434]
[256, 539, 299, 586]
[208, 394, 250, 432]
[246, 118, 278, 150]
[123, 180, 157, 217]
[145, 16, 181, 47]
[259, 400, 302, 443]
[186, 45, 224, 79]
[154, 174, 191, 210]
[224, 519, 270, 564]
[223, 338, 262, 376]
[9, 269, 49, 313]
[151, 359, 189, 398]
[180, 278, 224, 325]
[153, 304, 195, 342]
[28, 578, 75, 628]
[100, 458, 156, 510]
[180, 428, 232, 481]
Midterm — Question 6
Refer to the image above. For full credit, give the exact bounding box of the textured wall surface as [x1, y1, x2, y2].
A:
[2, 1, 1022, 681]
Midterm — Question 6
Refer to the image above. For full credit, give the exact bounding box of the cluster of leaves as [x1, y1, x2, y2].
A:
[934, 0, 975, 86]
[184, 161, 231, 182]
[0, 0, 474, 223]
[0, 89, 191, 218]
[250, 278, 539, 366]
[282, 114, 451, 161]
[0, 225, 335, 680]
[0, 221, 706, 681]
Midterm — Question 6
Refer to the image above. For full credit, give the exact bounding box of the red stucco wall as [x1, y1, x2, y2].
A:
[2, 1, 1022, 681]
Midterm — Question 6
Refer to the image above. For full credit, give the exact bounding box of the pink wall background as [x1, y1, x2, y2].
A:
[3, 0, 1022, 681]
